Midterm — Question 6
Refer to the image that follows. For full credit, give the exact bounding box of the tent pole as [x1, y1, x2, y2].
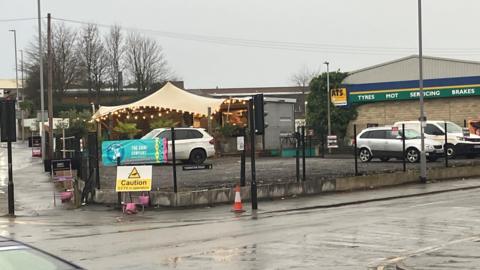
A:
[207, 107, 212, 134]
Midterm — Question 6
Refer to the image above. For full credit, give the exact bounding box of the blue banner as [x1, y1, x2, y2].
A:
[102, 138, 168, 166]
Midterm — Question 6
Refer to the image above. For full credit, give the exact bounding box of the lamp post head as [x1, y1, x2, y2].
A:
[324, 61, 329, 66]
[9, 29, 15, 33]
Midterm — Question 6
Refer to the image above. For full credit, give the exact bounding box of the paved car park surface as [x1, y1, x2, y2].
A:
[98, 153, 480, 191]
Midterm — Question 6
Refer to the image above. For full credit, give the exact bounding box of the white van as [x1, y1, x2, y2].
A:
[393, 121, 480, 158]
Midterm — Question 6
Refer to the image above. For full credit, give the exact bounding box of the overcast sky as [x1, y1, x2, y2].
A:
[1, 0, 480, 89]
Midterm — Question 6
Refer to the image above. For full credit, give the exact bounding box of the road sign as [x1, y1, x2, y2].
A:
[391, 126, 399, 136]
[182, 164, 213, 171]
[327, 135, 338, 149]
[331, 88, 347, 106]
[237, 136, 244, 151]
[116, 165, 152, 192]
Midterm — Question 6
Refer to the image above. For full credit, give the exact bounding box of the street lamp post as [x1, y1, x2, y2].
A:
[37, 0, 46, 160]
[418, 0, 427, 182]
[324, 61, 331, 153]
[9, 30, 19, 141]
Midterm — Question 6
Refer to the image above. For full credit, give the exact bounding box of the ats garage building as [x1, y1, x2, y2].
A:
[343, 55, 480, 131]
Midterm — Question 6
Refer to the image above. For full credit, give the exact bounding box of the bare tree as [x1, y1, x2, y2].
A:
[78, 24, 107, 104]
[125, 32, 170, 92]
[291, 65, 318, 118]
[291, 65, 317, 88]
[105, 25, 124, 93]
[52, 23, 79, 96]
[24, 23, 79, 104]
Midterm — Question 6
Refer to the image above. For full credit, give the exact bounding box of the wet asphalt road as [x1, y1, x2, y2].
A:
[2, 144, 480, 269]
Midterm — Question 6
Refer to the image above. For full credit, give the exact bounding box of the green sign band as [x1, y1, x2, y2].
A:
[349, 85, 480, 103]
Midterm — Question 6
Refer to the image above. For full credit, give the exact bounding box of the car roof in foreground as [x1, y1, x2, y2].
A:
[0, 237, 83, 269]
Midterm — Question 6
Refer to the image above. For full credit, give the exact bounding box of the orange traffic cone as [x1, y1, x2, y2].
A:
[232, 185, 245, 213]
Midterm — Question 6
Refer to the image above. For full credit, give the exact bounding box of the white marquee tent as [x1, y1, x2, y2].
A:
[92, 82, 226, 119]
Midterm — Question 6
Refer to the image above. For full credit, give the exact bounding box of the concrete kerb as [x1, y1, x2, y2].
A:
[93, 164, 480, 207]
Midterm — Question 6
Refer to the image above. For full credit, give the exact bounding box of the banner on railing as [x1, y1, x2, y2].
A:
[102, 138, 168, 166]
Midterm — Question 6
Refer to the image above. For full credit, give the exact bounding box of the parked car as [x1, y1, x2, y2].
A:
[394, 120, 480, 158]
[0, 236, 82, 270]
[356, 126, 444, 163]
[142, 127, 215, 164]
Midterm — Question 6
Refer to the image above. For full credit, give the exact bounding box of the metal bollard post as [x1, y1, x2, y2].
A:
[171, 127, 177, 193]
[116, 157, 122, 208]
[295, 129, 300, 183]
[444, 122, 448, 168]
[354, 124, 358, 176]
[240, 129, 246, 186]
[402, 124, 406, 172]
[301, 126, 306, 181]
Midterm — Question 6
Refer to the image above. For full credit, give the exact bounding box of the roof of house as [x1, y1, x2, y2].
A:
[348, 55, 480, 76]
[0, 79, 23, 89]
[187, 86, 309, 97]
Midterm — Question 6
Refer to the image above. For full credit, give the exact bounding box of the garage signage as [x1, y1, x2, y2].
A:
[349, 85, 480, 104]
[102, 138, 168, 166]
[331, 88, 347, 106]
[116, 165, 152, 192]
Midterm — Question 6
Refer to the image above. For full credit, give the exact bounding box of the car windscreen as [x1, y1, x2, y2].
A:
[0, 247, 79, 270]
[400, 129, 421, 139]
[142, 130, 161, 139]
[445, 122, 463, 133]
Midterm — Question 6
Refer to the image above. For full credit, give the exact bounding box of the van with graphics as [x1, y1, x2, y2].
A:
[393, 121, 480, 158]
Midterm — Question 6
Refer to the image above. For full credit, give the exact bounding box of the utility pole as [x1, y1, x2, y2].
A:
[47, 13, 54, 160]
[324, 61, 331, 154]
[21, 50, 25, 142]
[9, 30, 19, 141]
[418, 0, 427, 183]
[37, 0, 46, 160]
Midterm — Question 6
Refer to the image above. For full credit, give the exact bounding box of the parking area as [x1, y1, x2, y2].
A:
[98, 155, 480, 191]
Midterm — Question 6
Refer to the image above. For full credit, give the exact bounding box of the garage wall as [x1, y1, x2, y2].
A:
[347, 96, 480, 137]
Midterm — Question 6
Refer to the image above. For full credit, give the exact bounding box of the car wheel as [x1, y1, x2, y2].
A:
[380, 157, 390, 162]
[445, 144, 456, 158]
[406, 148, 420, 163]
[189, 148, 207, 165]
[359, 148, 372, 162]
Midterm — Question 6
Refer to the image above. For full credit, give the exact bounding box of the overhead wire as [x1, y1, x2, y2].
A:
[7, 16, 480, 56]
[0, 17, 40, 22]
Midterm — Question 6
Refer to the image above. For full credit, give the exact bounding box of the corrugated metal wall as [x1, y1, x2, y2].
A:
[344, 56, 480, 84]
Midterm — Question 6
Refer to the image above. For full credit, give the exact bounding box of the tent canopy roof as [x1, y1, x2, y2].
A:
[93, 82, 225, 118]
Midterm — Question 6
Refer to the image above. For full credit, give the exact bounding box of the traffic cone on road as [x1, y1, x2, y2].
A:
[232, 185, 245, 213]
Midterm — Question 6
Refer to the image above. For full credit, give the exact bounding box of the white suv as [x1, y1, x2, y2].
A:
[394, 121, 480, 158]
[356, 127, 443, 163]
[142, 128, 215, 164]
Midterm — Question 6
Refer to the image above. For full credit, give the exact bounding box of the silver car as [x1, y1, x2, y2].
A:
[356, 127, 444, 163]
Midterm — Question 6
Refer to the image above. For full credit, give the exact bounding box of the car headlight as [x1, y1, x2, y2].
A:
[457, 136, 465, 141]
[426, 145, 434, 150]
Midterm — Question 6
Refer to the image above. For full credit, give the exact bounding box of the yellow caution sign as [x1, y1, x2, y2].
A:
[116, 166, 152, 192]
[128, 167, 141, 179]
[331, 88, 347, 106]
